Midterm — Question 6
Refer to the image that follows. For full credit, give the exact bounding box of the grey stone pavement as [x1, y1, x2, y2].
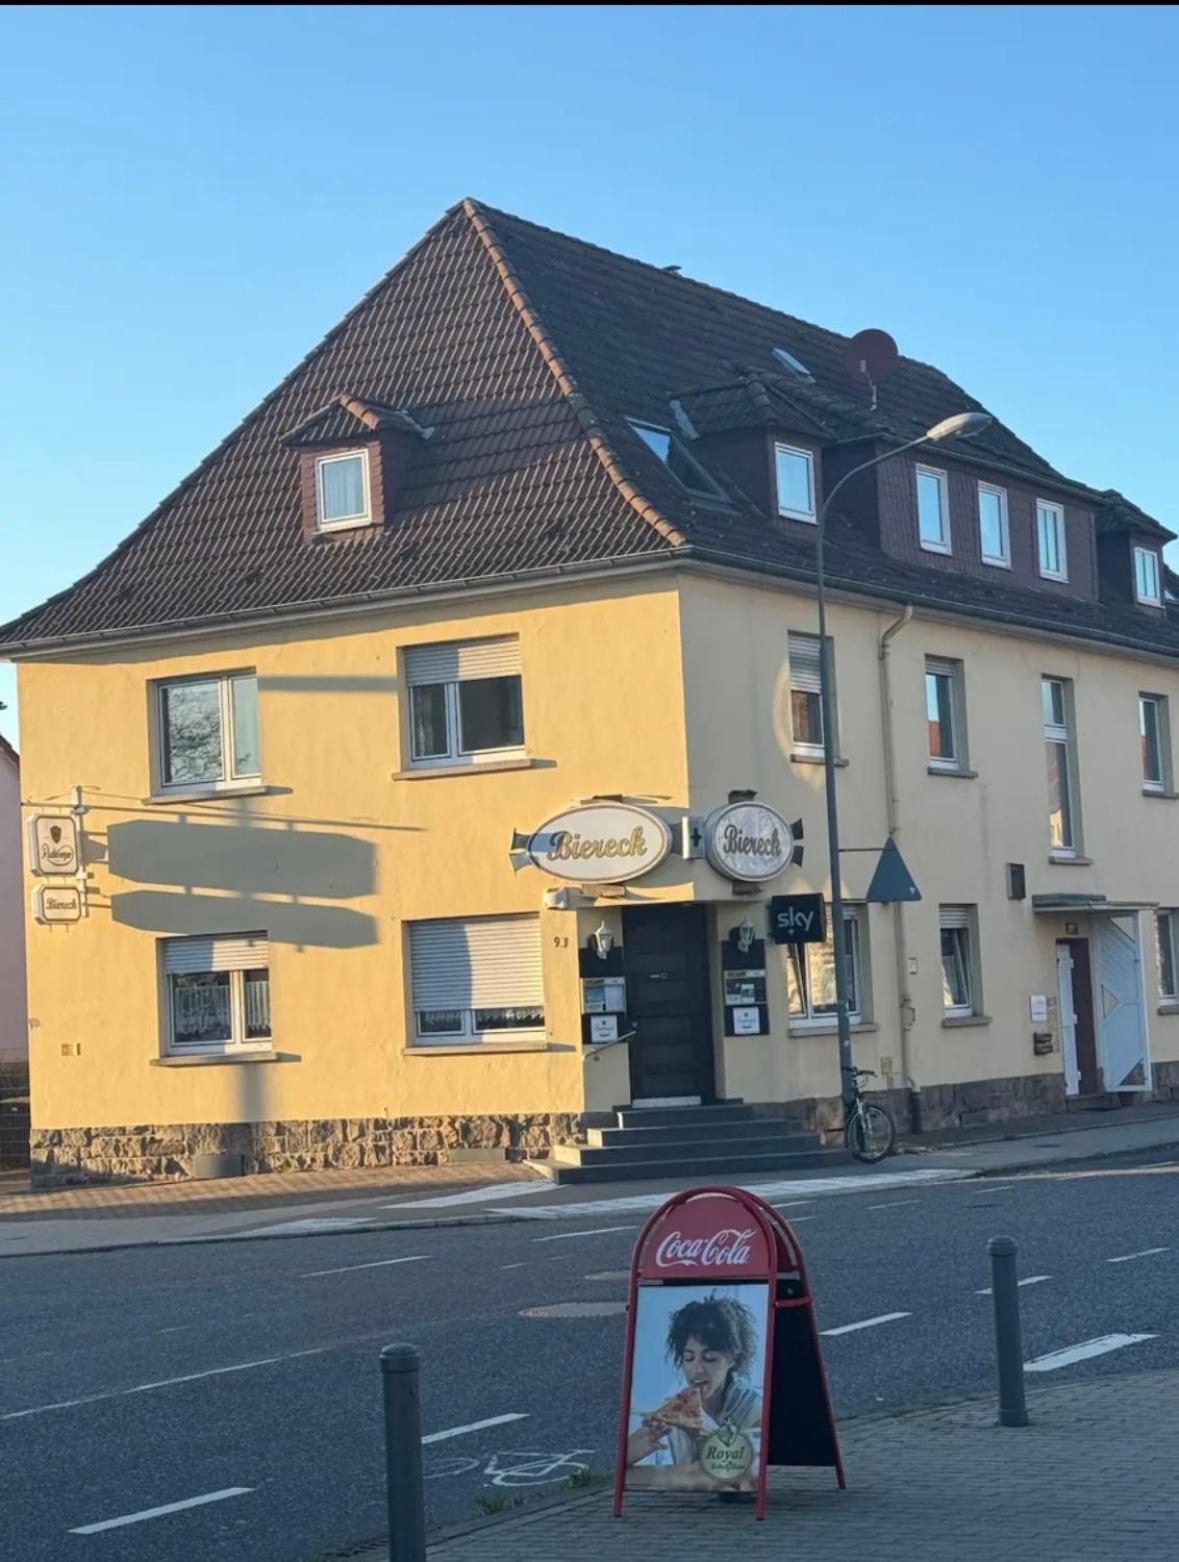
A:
[381, 1368, 1177, 1561]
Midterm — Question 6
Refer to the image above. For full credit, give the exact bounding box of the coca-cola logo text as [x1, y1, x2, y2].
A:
[654, 1227, 755, 1270]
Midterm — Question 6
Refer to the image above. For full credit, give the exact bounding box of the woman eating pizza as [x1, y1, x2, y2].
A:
[625, 1293, 763, 1491]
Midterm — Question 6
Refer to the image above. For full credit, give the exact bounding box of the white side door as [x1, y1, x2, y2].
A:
[1093, 913, 1151, 1092]
[1056, 942, 1080, 1097]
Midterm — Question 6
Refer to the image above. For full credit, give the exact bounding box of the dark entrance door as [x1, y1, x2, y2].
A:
[623, 905, 715, 1104]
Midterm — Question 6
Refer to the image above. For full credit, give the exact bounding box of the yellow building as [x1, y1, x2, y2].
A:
[4, 201, 1178, 1184]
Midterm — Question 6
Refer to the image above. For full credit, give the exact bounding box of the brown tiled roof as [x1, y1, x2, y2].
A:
[0, 733, 17, 769]
[1, 198, 1175, 663]
[1094, 488, 1173, 542]
[283, 395, 434, 448]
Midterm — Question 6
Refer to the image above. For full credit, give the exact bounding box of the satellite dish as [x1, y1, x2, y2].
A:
[844, 329, 899, 408]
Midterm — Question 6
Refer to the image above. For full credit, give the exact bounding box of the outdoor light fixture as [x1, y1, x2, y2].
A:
[591, 922, 614, 960]
[814, 407, 991, 1110]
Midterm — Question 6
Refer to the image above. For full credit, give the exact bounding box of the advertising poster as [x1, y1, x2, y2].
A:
[623, 1282, 768, 1493]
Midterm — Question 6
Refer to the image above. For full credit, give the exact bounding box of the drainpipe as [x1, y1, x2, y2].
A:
[878, 604, 921, 1132]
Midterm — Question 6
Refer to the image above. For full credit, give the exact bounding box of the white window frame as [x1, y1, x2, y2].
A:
[156, 671, 260, 794]
[405, 639, 525, 770]
[162, 935, 271, 1057]
[1036, 499, 1068, 581]
[939, 905, 980, 1019]
[925, 656, 968, 772]
[977, 482, 1010, 568]
[315, 448, 372, 531]
[787, 632, 837, 760]
[1140, 693, 1171, 794]
[409, 914, 545, 1048]
[1043, 676, 1081, 857]
[1134, 546, 1162, 606]
[786, 904, 869, 1028]
[1157, 910, 1179, 1001]
[916, 465, 951, 554]
[774, 443, 817, 523]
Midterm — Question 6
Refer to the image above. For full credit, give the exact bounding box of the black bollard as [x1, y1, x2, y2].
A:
[987, 1236, 1029, 1427]
[381, 1343, 427, 1560]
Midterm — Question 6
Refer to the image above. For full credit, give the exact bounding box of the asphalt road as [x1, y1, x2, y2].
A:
[2, 1148, 1177, 1562]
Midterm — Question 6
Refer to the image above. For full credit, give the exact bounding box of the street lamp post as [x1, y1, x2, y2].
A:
[815, 412, 992, 1114]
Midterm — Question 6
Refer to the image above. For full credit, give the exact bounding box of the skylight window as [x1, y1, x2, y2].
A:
[628, 420, 725, 499]
[772, 347, 815, 381]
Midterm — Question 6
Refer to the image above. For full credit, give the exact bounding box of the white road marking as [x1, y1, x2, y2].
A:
[976, 1275, 1052, 1295]
[1025, 1333, 1157, 1372]
[866, 1200, 917, 1210]
[241, 1216, 376, 1236]
[500, 1262, 526, 1270]
[768, 1200, 814, 1210]
[492, 1169, 969, 1221]
[390, 1182, 550, 1209]
[1, 1346, 328, 1422]
[301, 1254, 429, 1278]
[821, 1311, 911, 1337]
[423, 1413, 527, 1444]
[533, 1225, 636, 1243]
[69, 1488, 253, 1535]
[1105, 1247, 1170, 1264]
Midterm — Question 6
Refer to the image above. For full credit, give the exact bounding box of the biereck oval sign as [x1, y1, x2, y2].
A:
[704, 801, 794, 882]
[527, 803, 671, 884]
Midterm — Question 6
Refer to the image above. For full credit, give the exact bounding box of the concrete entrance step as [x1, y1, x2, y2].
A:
[531, 1145, 851, 1185]
[564, 1132, 823, 1166]
[615, 1102, 754, 1130]
[588, 1118, 808, 1148]
[1065, 1092, 1124, 1112]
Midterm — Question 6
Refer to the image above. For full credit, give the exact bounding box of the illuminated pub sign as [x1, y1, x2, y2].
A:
[614, 1187, 844, 1521]
[520, 803, 672, 884]
[704, 803, 799, 883]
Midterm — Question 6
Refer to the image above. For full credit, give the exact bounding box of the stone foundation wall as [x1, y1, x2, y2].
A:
[30, 1112, 582, 1188]
[753, 1070, 1068, 1140]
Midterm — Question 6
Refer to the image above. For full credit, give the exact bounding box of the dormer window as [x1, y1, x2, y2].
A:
[775, 444, 816, 523]
[628, 420, 725, 499]
[1134, 546, 1162, 605]
[315, 450, 371, 531]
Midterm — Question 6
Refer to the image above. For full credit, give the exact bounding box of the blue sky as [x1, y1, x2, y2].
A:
[2, 4, 1177, 745]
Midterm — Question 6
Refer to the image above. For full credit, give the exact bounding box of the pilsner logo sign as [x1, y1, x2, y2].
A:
[704, 802, 794, 883]
[29, 814, 81, 876]
[525, 803, 672, 884]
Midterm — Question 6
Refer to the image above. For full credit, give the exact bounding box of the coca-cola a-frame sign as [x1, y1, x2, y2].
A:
[614, 1186, 844, 1520]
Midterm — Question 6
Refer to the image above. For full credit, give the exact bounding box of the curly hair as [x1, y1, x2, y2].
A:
[665, 1294, 759, 1377]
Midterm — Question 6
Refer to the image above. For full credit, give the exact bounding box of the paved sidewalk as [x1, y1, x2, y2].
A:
[398, 1368, 1177, 1561]
[2, 1103, 1177, 1258]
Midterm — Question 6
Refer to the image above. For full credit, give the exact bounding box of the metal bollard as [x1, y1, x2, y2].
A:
[987, 1236, 1029, 1427]
[381, 1343, 427, 1561]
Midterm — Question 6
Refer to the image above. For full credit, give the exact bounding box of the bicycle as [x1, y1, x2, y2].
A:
[842, 1065, 896, 1163]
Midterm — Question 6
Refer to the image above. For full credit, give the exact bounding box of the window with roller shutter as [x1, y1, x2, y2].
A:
[409, 915, 544, 1045]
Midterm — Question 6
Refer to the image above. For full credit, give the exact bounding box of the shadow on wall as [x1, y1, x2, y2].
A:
[107, 818, 379, 949]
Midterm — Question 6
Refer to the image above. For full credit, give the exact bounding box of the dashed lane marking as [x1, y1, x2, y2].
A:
[301, 1254, 430, 1278]
[821, 1312, 911, 1336]
[976, 1275, 1052, 1295]
[423, 1413, 528, 1444]
[69, 1489, 254, 1535]
[533, 1225, 637, 1243]
[521, 1301, 628, 1319]
[1025, 1334, 1157, 1372]
[1105, 1247, 1170, 1264]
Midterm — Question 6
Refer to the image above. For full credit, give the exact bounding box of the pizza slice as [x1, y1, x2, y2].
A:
[647, 1385, 705, 1434]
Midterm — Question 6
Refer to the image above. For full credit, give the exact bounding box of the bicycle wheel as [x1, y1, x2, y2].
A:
[845, 1102, 895, 1164]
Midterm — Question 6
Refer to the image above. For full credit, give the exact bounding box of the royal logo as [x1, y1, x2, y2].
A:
[653, 1227, 756, 1270]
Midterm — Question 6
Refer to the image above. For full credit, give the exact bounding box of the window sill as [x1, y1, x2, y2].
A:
[787, 1021, 879, 1037]
[1048, 853, 1093, 866]
[981, 556, 1012, 570]
[789, 753, 849, 768]
[1142, 788, 1179, 801]
[919, 541, 952, 556]
[940, 1014, 992, 1029]
[145, 782, 272, 805]
[1157, 1001, 1179, 1015]
[404, 1039, 550, 1056]
[312, 517, 378, 536]
[393, 756, 535, 781]
[151, 1050, 299, 1067]
[928, 765, 978, 780]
